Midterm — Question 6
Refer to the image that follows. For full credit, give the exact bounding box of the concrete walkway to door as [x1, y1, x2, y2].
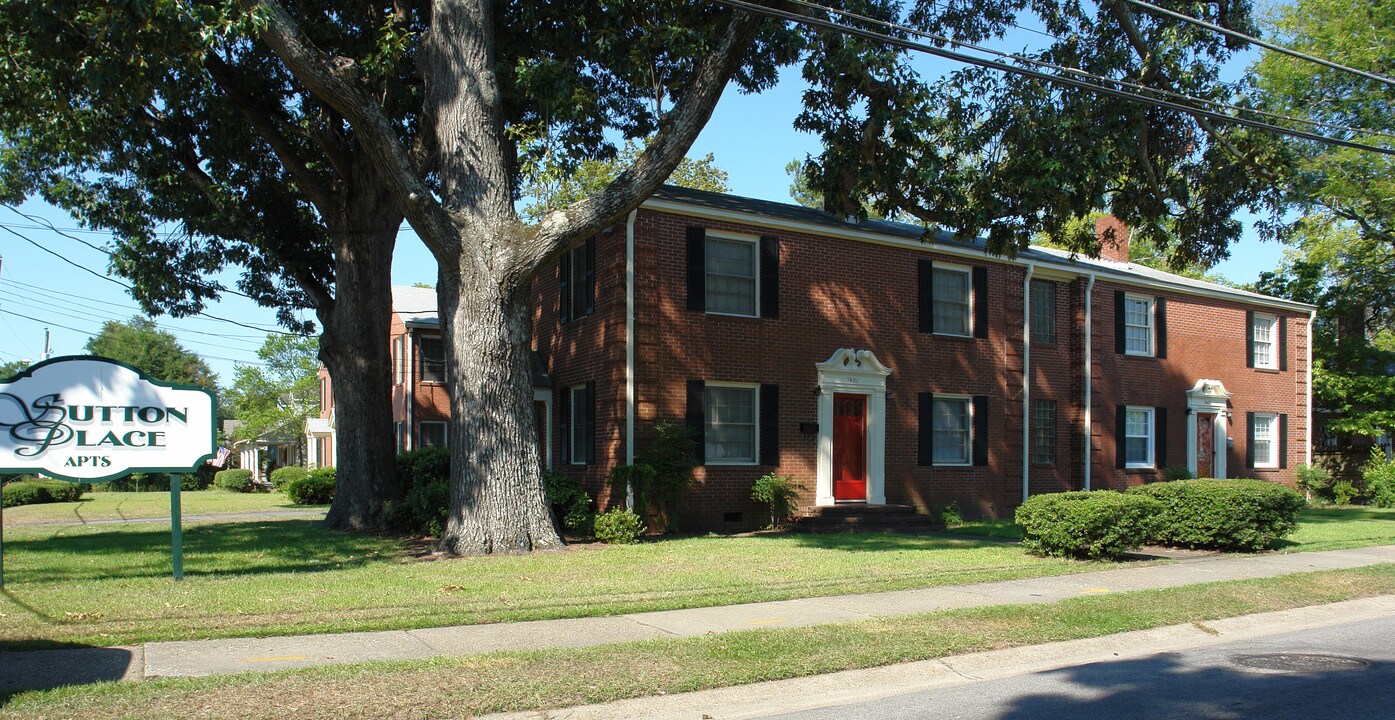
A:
[3, 544, 1393, 697]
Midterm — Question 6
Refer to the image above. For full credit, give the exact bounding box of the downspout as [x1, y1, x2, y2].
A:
[1307, 309, 1316, 467]
[406, 329, 415, 451]
[1083, 273, 1097, 491]
[1021, 263, 1035, 505]
[625, 209, 638, 510]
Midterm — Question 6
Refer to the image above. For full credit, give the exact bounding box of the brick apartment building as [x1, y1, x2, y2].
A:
[315, 185, 1315, 531]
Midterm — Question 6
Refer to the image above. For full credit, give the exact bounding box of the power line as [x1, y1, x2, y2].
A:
[0, 284, 266, 346]
[0, 278, 270, 338]
[714, 0, 1395, 156]
[785, 0, 1395, 142]
[0, 292, 267, 356]
[0, 307, 269, 368]
[1122, 0, 1395, 90]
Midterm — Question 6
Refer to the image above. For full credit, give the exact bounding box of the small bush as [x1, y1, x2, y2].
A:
[935, 501, 964, 527]
[1130, 478, 1304, 552]
[3, 479, 86, 508]
[635, 422, 698, 532]
[1295, 464, 1335, 504]
[270, 466, 308, 490]
[594, 508, 644, 544]
[751, 472, 802, 528]
[214, 469, 255, 493]
[544, 470, 595, 536]
[287, 467, 336, 505]
[1362, 448, 1395, 509]
[386, 448, 451, 536]
[607, 464, 657, 531]
[1161, 466, 1195, 482]
[1016, 491, 1161, 560]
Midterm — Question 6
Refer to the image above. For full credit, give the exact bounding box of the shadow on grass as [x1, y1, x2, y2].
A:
[0, 642, 139, 705]
[5, 520, 396, 583]
[1296, 506, 1395, 524]
[756, 531, 1023, 553]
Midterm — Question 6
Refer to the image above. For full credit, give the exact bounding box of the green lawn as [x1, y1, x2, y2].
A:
[2, 491, 319, 525]
[0, 520, 1113, 651]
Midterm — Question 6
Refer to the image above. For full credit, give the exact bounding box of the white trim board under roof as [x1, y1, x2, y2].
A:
[643, 186, 1314, 314]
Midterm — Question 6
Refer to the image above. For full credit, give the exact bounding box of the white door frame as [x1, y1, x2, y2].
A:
[815, 349, 891, 506]
[1186, 379, 1231, 479]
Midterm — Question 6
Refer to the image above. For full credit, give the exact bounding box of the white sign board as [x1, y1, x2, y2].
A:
[0, 356, 217, 482]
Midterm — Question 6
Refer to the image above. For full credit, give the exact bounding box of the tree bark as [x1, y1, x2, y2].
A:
[436, 261, 562, 553]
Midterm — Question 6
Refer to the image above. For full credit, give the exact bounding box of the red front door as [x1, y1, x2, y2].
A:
[833, 394, 867, 501]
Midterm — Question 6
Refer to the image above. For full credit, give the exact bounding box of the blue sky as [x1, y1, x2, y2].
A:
[0, 46, 1288, 387]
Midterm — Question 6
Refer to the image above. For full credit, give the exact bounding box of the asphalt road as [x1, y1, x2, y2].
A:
[759, 615, 1395, 720]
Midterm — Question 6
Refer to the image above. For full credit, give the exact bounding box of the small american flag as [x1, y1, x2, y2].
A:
[211, 446, 231, 468]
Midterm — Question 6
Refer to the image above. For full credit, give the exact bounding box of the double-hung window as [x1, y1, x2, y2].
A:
[418, 421, 447, 449]
[1124, 406, 1154, 468]
[419, 336, 447, 383]
[933, 266, 971, 337]
[1252, 314, 1277, 369]
[1252, 413, 1277, 468]
[1030, 399, 1057, 465]
[705, 236, 758, 316]
[932, 396, 972, 465]
[1124, 295, 1153, 356]
[704, 384, 757, 464]
[1030, 279, 1056, 344]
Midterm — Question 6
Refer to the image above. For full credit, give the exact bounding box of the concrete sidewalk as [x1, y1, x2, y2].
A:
[3, 545, 1394, 697]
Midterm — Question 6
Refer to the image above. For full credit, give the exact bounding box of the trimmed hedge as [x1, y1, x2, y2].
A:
[270, 466, 308, 490]
[3, 479, 86, 508]
[214, 469, 255, 493]
[1016, 491, 1161, 560]
[1130, 479, 1304, 551]
[287, 467, 336, 505]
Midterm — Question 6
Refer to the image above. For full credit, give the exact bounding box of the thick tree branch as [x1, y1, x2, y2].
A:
[519, 7, 766, 276]
[246, 0, 461, 259]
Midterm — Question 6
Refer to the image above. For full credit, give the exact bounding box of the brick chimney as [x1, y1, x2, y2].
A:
[1095, 215, 1131, 263]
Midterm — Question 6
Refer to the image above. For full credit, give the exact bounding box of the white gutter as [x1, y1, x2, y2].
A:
[1307, 309, 1316, 466]
[625, 210, 638, 510]
[1021, 263, 1035, 504]
[1083, 273, 1096, 491]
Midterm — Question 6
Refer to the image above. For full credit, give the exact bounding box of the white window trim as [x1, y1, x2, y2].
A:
[569, 385, 588, 466]
[932, 393, 974, 467]
[1124, 405, 1154, 469]
[1123, 293, 1155, 357]
[704, 231, 760, 319]
[419, 420, 448, 449]
[932, 262, 973, 338]
[704, 381, 760, 466]
[1253, 312, 1278, 370]
[1253, 412, 1279, 469]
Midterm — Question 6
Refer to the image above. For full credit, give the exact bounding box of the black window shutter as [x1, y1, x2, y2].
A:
[1279, 413, 1289, 469]
[972, 395, 989, 466]
[918, 259, 934, 333]
[1116, 405, 1127, 469]
[559, 388, 571, 463]
[559, 250, 572, 324]
[1246, 411, 1256, 468]
[760, 384, 779, 465]
[973, 267, 989, 339]
[686, 226, 706, 312]
[1279, 316, 1289, 371]
[583, 237, 596, 316]
[584, 381, 596, 465]
[1114, 291, 1126, 354]
[760, 236, 780, 319]
[918, 393, 933, 466]
[1245, 310, 1255, 367]
[686, 380, 706, 465]
[1155, 406, 1168, 469]
[1155, 297, 1167, 358]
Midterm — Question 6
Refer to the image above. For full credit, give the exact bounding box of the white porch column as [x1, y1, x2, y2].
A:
[814, 349, 892, 506]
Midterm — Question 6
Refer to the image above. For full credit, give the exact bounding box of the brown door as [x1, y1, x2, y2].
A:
[1197, 412, 1215, 478]
[833, 394, 867, 501]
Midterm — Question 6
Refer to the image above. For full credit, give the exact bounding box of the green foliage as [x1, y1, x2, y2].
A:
[2, 479, 85, 508]
[1162, 466, 1196, 482]
[936, 501, 964, 527]
[1295, 463, 1335, 503]
[1361, 448, 1395, 509]
[1130, 479, 1305, 552]
[270, 466, 309, 490]
[607, 463, 657, 530]
[1015, 491, 1161, 560]
[635, 422, 699, 532]
[214, 469, 255, 493]
[0, 360, 28, 378]
[287, 468, 336, 505]
[751, 473, 802, 529]
[95, 471, 214, 493]
[521, 139, 731, 221]
[543, 470, 595, 536]
[593, 509, 644, 545]
[385, 448, 452, 536]
[226, 335, 321, 444]
[83, 318, 217, 390]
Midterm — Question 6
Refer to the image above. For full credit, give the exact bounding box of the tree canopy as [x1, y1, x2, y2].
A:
[522, 140, 731, 221]
[225, 334, 321, 442]
[84, 318, 218, 390]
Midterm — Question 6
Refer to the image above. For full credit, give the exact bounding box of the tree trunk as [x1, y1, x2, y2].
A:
[320, 189, 402, 531]
[436, 264, 562, 554]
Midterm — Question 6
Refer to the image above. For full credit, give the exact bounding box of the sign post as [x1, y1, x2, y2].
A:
[0, 356, 216, 584]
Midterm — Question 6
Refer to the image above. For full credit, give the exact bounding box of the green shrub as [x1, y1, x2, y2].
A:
[635, 422, 698, 532]
[1016, 491, 1161, 560]
[1362, 448, 1395, 509]
[544, 470, 595, 535]
[386, 448, 452, 536]
[593, 508, 644, 544]
[1130, 478, 1305, 552]
[287, 467, 336, 505]
[214, 469, 255, 493]
[3, 479, 86, 508]
[1295, 463, 1335, 504]
[935, 501, 964, 527]
[751, 472, 802, 528]
[270, 466, 308, 490]
[1162, 466, 1195, 482]
[607, 464, 657, 531]
[98, 472, 171, 492]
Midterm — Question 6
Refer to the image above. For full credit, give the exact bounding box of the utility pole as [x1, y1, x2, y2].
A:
[43, 327, 52, 360]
